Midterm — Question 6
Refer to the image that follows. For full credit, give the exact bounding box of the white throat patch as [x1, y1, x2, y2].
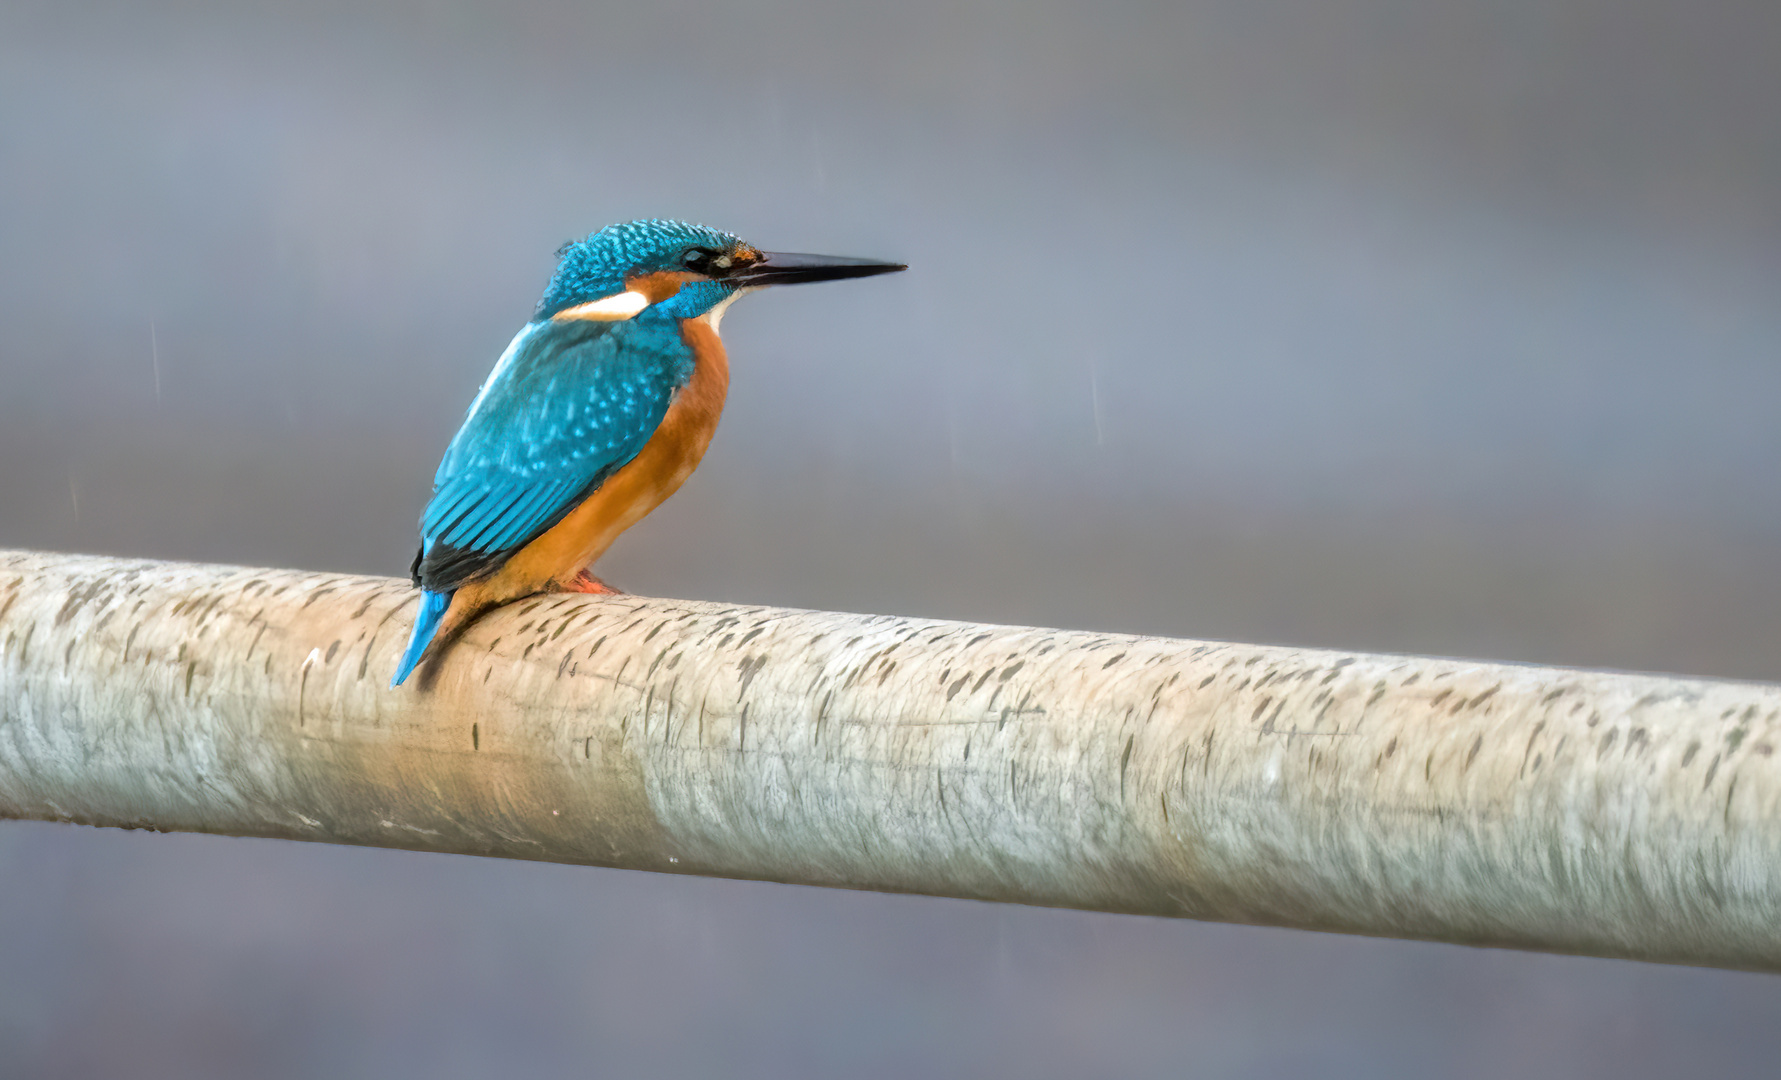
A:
[700, 287, 755, 335]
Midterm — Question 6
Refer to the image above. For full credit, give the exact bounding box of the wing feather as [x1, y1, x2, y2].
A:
[412, 317, 694, 591]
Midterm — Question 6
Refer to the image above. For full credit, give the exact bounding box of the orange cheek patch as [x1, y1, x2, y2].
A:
[625, 270, 703, 305]
[553, 270, 714, 323]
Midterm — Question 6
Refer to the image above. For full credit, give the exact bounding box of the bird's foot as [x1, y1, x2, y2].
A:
[562, 570, 624, 595]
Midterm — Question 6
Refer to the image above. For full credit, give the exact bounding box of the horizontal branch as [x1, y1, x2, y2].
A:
[1, 549, 1778, 970]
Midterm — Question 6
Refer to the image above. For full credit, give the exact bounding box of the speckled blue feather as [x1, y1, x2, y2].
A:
[417, 316, 694, 584]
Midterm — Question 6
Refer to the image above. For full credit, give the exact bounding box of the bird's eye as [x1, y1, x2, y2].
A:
[682, 248, 710, 269]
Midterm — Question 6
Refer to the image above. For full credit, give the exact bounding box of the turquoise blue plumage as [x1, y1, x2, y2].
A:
[416, 317, 693, 591]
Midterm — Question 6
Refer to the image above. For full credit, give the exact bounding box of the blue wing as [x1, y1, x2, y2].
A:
[411, 316, 694, 592]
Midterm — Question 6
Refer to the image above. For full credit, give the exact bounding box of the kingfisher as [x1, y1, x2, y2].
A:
[391, 219, 904, 687]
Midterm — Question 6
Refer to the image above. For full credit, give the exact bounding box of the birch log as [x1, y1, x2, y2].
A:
[1, 549, 1778, 970]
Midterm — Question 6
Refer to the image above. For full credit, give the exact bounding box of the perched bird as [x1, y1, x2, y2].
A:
[391, 219, 904, 686]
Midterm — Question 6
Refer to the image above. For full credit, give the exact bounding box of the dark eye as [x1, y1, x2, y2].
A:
[682, 247, 711, 270]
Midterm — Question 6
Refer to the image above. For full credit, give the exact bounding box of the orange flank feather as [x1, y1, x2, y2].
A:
[424, 311, 730, 657]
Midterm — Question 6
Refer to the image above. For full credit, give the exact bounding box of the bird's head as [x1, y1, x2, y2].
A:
[536, 219, 904, 325]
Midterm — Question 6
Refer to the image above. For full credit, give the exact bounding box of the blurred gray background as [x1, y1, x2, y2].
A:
[2, 0, 1779, 1076]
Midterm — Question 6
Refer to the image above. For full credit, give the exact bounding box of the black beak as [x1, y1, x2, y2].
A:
[728, 252, 907, 287]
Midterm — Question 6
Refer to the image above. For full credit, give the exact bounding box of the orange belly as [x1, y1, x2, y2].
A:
[441, 314, 730, 623]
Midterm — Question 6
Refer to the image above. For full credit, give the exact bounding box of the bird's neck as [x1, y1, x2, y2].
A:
[699, 287, 752, 335]
[676, 310, 731, 432]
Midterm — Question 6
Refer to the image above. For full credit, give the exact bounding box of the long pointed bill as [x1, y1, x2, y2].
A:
[729, 252, 907, 287]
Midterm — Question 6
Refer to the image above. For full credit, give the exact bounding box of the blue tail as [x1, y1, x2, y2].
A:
[391, 590, 452, 688]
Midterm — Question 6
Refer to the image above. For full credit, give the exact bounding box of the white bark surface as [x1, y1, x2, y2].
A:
[1, 549, 1778, 969]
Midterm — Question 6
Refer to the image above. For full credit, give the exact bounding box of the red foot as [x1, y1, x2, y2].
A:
[564, 570, 624, 595]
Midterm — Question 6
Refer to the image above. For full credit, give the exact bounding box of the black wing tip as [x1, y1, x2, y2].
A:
[414, 540, 504, 594]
